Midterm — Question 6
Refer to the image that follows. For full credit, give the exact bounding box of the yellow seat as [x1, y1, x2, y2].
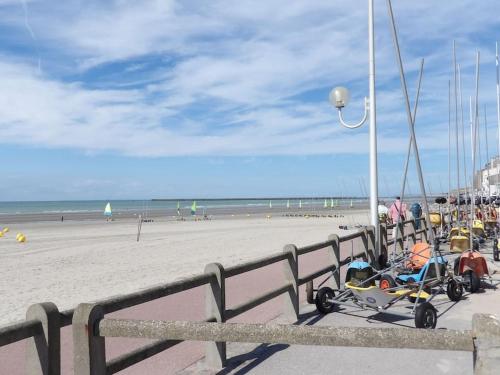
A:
[450, 235, 469, 253]
[345, 282, 429, 307]
[450, 227, 470, 239]
[472, 220, 486, 237]
[429, 212, 441, 226]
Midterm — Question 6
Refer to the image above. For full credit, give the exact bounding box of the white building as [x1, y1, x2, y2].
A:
[475, 156, 500, 196]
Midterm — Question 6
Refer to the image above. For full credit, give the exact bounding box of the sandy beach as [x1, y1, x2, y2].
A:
[0, 210, 368, 325]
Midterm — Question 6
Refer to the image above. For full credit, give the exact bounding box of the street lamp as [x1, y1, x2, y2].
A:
[329, 0, 379, 252]
[329, 87, 369, 129]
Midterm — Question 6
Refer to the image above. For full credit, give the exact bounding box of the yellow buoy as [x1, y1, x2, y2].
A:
[0, 231, 3, 237]
[18, 235, 26, 243]
[16, 233, 23, 240]
[3, 227, 9, 233]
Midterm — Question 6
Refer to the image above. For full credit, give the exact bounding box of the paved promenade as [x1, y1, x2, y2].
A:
[182, 252, 500, 375]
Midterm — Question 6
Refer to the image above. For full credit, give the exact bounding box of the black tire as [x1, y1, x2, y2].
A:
[453, 257, 460, 275]
[463, 271, 481, 293]
[414, 302, 437, 329]
[315, 287, 336, 314]
[378, 252, 388, 269]
[446, 279, 463, 302]
[408, 295, 426, 304]
[379, 274, 396, 290]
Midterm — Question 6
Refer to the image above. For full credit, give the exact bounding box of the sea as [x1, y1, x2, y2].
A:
[0, 198, 369, 215]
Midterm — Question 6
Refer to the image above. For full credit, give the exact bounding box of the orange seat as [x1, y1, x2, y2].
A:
[406, 243, 431, 270]
[458, 251, 489, 278]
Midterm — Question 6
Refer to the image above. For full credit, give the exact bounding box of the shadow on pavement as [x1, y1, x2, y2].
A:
[218, 343, 289, 375]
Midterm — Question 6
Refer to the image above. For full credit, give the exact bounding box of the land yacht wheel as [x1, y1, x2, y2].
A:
[315, 287, 336, 314]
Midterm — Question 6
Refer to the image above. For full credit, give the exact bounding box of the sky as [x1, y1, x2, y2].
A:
[0, 0, 499, 200]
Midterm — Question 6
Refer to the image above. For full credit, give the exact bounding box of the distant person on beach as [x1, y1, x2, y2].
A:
[389, 197, 407, 225]
[61, 215, 64, 222]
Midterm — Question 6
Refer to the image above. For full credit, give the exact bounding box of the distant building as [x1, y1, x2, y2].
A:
[474, 156, 500, 196]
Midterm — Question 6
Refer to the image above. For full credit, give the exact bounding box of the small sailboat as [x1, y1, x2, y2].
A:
[177, 201, 181, 216]
[104, 202, 112, 218]
[330, 198, 334, 208]
[299, 200, 302, 209]
[269, 200, 272, 209]
[324, 199, 328, 208]
[191, 201, 197, 215]
[286, 200, 290, 209]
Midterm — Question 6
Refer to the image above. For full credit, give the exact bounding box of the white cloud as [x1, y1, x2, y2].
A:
[0, 0, 499, 158]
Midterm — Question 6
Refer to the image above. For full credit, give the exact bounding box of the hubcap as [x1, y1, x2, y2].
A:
[424, 310, 435, 327]
[323, 292, 333, 307]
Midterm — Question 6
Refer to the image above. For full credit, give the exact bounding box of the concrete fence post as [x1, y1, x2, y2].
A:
[204, 263, 226, 368]
[379, 223, 388, 266]
[361, 228, 369, 262]
[408, 220, 417, 248]
[25, 302, 60, 375]
[422, 218, 429, 242]
[282, 244, 299, 322]
[306, 281, 314, 304]
[365, 226, 376, 264]
[327, 235, 341, 290]
[72, 303, 106, 375]
[396, 222, 404, 255]
[472, 314, 500, 374]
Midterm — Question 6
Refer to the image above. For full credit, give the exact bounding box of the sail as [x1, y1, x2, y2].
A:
[350, 199, 353, 208]
[191, 201, 197, 215]
[330, 198, 334, 208]
[324, 199, 327, 208]
[299, 200, 302, 209]
[177, 201, 180, 216]
[286, 199, 290, 209]
[269, 200, 272, 209]
[104, 202, 112, 216]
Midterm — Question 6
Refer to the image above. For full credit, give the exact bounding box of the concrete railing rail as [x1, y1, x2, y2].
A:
[76, 310, 500, 375]
[0, 219, 436, 374]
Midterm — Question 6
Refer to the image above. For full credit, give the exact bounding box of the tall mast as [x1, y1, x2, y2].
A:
[496, 42, 500, 195]
[485, 107, 491, 200]
[453, 41, 461, 220]
[495, 42, 500, 195]
[458, 64, 468, 207]
[448, 80, 452, 222]
[469, 96, 476, 229]
[472, 52, 480, 248]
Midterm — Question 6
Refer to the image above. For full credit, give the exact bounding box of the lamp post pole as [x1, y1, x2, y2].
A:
[368, 0, 379, 249]
[331, 0, 379, 252]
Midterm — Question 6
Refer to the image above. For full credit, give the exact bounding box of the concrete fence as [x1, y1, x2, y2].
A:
[88, 313, 499, 375]
[0, 219, 446, 374]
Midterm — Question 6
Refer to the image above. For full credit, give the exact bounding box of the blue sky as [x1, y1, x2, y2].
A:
[0, 0, 499, 200]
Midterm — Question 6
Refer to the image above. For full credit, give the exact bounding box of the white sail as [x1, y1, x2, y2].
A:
[104, 202, 112, 216]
